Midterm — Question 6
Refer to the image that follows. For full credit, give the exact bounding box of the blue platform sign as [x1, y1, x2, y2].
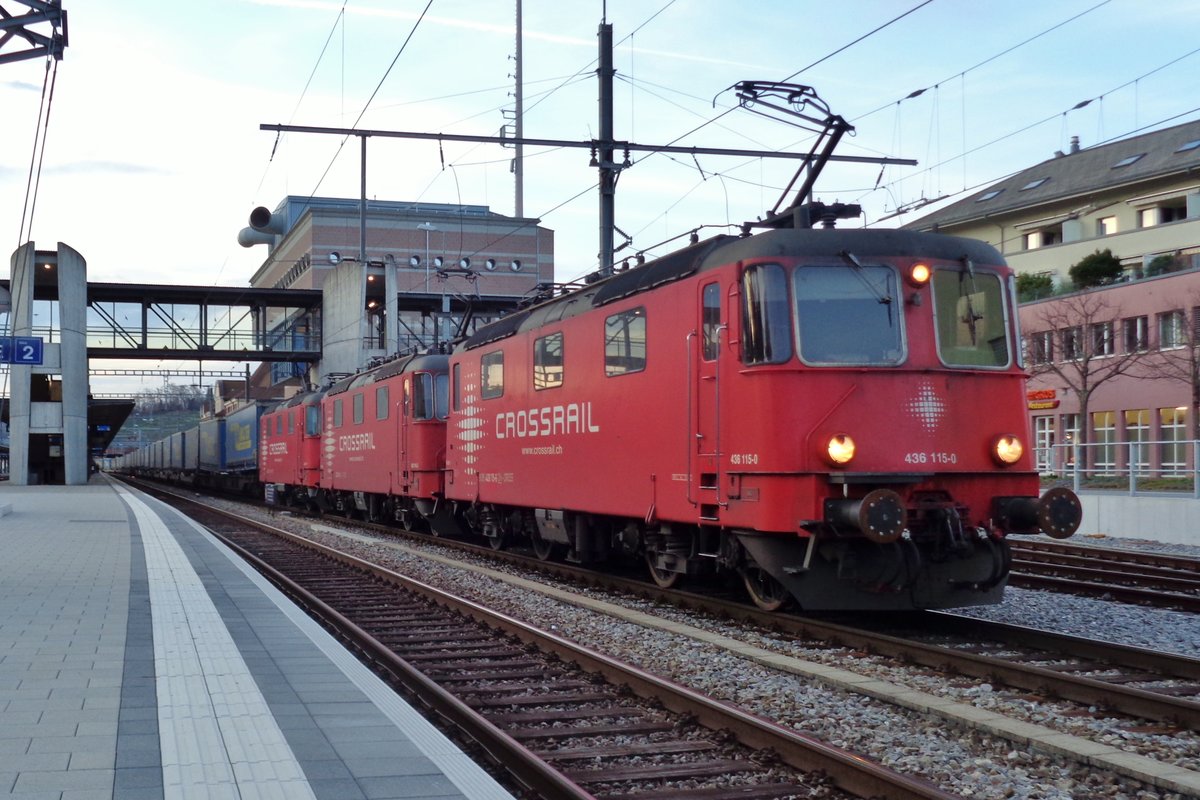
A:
[0, 336, 44, 365]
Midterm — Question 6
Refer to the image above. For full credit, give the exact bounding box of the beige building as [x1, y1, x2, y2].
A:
[903, 119, 1200, 286]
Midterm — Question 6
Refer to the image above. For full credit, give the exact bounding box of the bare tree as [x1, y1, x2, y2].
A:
[1025, 289, 1154, 460]
[1142, 289, 1200, 440]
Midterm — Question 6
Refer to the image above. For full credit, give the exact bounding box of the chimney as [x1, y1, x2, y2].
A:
[1070, 135, 1080, 154]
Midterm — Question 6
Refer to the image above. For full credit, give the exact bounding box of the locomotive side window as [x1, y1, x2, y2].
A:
[353, 393, 364, 424]
[794, 265, 903, 365]
[605, 308, 646, 376]
[931, 268, 1011, 368]
[534, 332, 564, 389]
[287, 411, 294, 435]
[702, 283, 720, 360]
[376, 386, 389, 420]
[452, 363, 462, 411]
[333, 399, 343, 428]
[481, 351, 504, 399]
[741, 264, 792, 365]
[276, 416, 283, 435]
[306, 405, 320, 436]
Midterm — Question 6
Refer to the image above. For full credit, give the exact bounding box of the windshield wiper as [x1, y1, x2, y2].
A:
[958, 255, 982, 346]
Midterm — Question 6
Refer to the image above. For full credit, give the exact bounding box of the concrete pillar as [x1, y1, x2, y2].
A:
[5, 241, 89, 485]
[7, 243, 34, 485]
[59, 243, 89, 485]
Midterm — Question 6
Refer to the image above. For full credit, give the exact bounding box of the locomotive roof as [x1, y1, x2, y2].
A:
[459, 227, 1005, 351]
[325, 352, 450, 396]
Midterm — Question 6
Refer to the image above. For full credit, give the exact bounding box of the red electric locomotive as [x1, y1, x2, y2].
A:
[441, 223, 1081, 611]
[260, 391, 325, 506]
[316, 353, 451, 529]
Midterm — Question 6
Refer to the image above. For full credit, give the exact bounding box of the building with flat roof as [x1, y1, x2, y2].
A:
[238, 196, 555, 388]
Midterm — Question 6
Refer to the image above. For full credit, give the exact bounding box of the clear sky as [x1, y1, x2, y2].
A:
[3, 0, 1200, 396]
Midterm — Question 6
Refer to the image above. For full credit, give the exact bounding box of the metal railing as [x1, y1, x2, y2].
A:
[1035, 439, 1200, 497]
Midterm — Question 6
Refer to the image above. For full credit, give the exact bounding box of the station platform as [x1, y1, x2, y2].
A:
[0, 476, 516, 800]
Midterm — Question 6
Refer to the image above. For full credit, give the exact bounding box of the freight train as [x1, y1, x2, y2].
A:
[114, 222, 1081, 612]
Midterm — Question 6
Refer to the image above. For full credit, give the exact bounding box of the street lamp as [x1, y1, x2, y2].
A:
[417, 222, 438, 292]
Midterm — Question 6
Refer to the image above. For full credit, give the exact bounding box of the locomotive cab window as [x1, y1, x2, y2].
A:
[306, 405, 321, 436]
[794, 264, 903, 365]
[534, 332, 564, 389]
[412, 373, 449, 420]
[741, 264, 792, 365]
[481, 351, 504, 399]
[931, 267, 1011, 368]
[605, 308, 646, 376]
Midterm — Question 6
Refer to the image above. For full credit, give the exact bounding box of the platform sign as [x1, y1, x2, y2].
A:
[0, 336, 45, 365]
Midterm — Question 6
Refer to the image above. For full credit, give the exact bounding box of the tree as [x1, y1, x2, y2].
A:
[1016, 272, 1054, 302]
[1068, 248, 1123, 289]
[1026, 289, 1154, 467]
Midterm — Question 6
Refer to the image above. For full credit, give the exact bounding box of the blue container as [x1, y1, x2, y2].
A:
[223, 402, 267, 473]
[183, 426, 200, 472]
[199, 418, 225, 472]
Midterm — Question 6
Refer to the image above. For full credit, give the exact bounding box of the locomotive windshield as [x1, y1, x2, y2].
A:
[793, 265, 903, 365]
[931, 267, 1011, 368]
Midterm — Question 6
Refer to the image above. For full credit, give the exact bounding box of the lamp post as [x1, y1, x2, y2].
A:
[417, 222, 437, 293]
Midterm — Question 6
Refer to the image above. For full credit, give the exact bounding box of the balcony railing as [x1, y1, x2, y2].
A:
[1035, 439, 1200, 497]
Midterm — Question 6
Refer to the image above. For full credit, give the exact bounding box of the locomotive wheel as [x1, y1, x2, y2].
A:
[740, 565, 790, 612]
[486, 532, 508, 551]
[645, 551, 682, 589]
[531, 531, 558, 561]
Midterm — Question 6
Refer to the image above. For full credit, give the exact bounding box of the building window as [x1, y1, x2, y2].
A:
[1123, 316, 1148, 352]
[1096, 216, 1117, 236]
[1159, 310, 1186, 349]
[1092, 411, 1116, 474]
[1023, 227, 1062, 250]
[1061, 326, 1082, 361]
[1176, 139, 1200, 153]
[605, 308, 647, 376]
[1111, 153, 1145, 168]
[1160, 407, 1187, 476]
[1090, 321, 1113, 357]
[1034, 416, 1056, 473]
[1125, 409, 1150, 476]
[481, 351, 504, 399]
[1028, 331, 1054, 364]
[976, 189, 1003, 202]
[533, 332, 564, 390]
[1020, 177, 1049, 191]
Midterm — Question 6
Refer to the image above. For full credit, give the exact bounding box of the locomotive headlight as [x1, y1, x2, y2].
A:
[908, 262, 931, 286]
[826, 433, 856, 465]
[993, 434, 1024, 465]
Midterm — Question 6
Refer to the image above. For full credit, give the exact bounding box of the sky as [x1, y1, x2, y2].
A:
[3, 0, 1200, 398]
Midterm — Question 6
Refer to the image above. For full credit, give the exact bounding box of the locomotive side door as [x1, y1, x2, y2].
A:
[399, 376, 411, 492]
[690, 281, 723, 520]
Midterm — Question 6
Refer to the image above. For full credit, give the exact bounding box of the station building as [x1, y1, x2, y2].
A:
[904, 119, 1200, 474]
[238, 196, 555, 394]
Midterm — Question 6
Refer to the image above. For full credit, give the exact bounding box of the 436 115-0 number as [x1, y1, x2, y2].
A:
[904, 451, 958, 465]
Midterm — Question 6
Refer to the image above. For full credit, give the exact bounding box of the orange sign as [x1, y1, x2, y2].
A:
[1026, 389, 1056, 401]
[1028, 400, 1060, 410]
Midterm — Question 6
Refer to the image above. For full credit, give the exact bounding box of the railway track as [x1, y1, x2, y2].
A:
[1009, 538, 1200, 611]
[144, 484, 958, 800]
